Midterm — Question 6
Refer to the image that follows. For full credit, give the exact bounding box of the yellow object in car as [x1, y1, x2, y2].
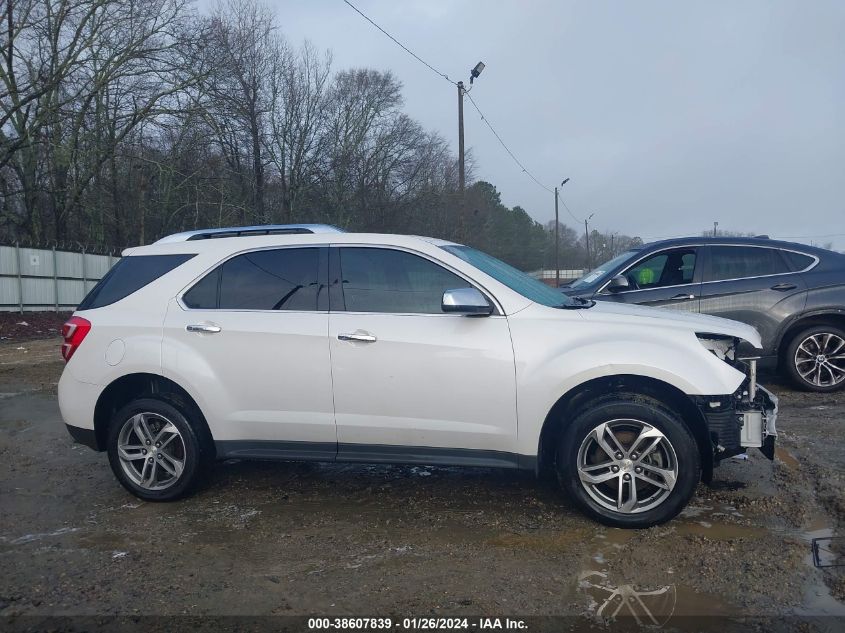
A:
[637, 268, 655, 285]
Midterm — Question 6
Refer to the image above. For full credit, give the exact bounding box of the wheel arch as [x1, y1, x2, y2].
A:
[536, 374, 713, 483]
[776, 310, 845, 366]
[93, 373, 214, 455]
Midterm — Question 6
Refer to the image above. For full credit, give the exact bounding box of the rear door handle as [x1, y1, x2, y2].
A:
[771, 283, 797, 291]
[670, 293, 696, 300]
[337, 332, 377, 343]
[186, 324, 222, 333]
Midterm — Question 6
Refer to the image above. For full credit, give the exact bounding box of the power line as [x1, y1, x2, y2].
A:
[342, 0, 456, 85]
[464, 92, 552, 193]
[464, 91, 583, 224]
[342, 0, 584, 225]
[773, 232, 845, 240]
[558, 196, 582, 225]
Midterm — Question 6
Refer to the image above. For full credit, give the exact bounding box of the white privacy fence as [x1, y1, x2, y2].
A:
[0, 244, 119, 312]
[531, 269, 585, 285]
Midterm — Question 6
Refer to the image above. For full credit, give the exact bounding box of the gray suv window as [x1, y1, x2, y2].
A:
[624, 248, 697, 289]
[184, 248, 321, 310]
[707, 246, 790, 281]
[339, 248, 471, 314]
[781, 250, 815, 272]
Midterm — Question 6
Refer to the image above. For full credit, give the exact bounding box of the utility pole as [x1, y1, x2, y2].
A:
[713, 221, 719, 237]
[584, 212, 595, 269]
[584, 219, 590, 269]
[456, 63, 485, 240]
[554, 178, 570, 286]
[554, 187, 560, 286]
[457, 81, 465, 196]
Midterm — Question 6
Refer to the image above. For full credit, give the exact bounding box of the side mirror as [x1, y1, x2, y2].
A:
[442, 288, 493, 316]
[607, 274, 630, 292]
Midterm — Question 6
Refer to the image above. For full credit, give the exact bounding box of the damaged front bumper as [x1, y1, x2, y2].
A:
[693, 359, 778, 462]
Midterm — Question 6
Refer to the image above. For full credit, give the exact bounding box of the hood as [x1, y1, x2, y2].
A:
[580, 301, 763, 349]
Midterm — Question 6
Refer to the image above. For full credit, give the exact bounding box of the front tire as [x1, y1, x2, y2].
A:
[557, 395, 700, 528]
[783, 325, 845, 392]
[107, 397, 211, 501]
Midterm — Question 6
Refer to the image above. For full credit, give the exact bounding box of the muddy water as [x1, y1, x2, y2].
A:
[1, 339, 844, 625]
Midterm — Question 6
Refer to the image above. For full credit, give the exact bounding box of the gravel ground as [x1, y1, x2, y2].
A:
[0, 337, 843, 631]
[0, 312, 69, 342]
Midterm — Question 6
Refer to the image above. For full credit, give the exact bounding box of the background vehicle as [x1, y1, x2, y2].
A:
[58, 226, 776, 528]
[563, 237, 845, 392]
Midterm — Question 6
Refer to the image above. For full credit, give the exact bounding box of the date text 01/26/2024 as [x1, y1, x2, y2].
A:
[307, 617, 528, 630]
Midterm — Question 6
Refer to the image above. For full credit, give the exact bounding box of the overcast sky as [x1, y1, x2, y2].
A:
[201, 1, 845, 250]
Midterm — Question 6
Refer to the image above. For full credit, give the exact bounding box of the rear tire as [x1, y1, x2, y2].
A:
[106, 396, 212, 501]
[557, 394, 700, 528]
[783, 325, 845, 392]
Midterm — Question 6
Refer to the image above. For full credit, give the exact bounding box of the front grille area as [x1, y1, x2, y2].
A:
[705, 409, 743, 457]
[693, 395, 744, 459]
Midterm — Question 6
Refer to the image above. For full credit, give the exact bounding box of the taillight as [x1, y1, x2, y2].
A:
[61, 316, 92, 362]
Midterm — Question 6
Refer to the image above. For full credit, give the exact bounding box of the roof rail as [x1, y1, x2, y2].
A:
[154, 224, 345, 244]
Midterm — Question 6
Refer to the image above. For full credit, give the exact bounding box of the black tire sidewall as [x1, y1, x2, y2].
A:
[558, 397, 701, 529]
[106, 397, 205, 501]
[784, 325, 845, 393]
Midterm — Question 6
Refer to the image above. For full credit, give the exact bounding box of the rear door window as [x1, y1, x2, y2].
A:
[706, 246, 791, 281]
[78, 254, 194, 310]
[183, 247, 323, 311]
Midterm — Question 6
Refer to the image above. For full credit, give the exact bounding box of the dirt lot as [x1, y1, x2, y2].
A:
[1, 334, 843, 631]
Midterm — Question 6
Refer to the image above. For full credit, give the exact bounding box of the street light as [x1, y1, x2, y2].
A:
[458, 61, 485, 239]
[458, 61, 485, 196]
[554, 178, 571, 286]
[584, 212, 595, 269]
[470, 61, 485, 83]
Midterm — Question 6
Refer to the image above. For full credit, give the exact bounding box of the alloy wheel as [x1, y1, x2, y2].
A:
[794, 332, 845, 388]
[577, 419, 679, 514]
[117, 412, 186, 491]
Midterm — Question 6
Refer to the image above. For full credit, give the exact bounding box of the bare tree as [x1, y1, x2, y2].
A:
[202, 0, 278, 223]
[267, 40, 331, 221]
[1, 0, 585, 272]
[1, 0, 206, 242]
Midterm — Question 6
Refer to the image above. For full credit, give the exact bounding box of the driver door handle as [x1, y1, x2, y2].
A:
[338, 332, 377, 343]
[771, 283, 797, 291]
[186, 324, 222, 333]
[670, 293, 696, 300]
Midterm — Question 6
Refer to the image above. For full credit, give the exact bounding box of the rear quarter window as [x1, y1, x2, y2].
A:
[78, 254, 194, 310]
[781, 250, 815, 272]
[707, 246, 790, 281]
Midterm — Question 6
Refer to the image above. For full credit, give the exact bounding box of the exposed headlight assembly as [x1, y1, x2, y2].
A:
[696, 334, 737, 361]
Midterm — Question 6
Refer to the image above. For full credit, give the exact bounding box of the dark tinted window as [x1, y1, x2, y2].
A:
[708, 246, 790, 281]
[184, 248, 321, 310]
[624, 248, 696, 289]
[340, 248, 471, 313]
[182, 267, 219, 309]
[781, 250, 815, 272]
[78, 254, 194, 310]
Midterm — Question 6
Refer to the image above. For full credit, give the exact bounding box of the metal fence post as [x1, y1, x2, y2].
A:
[52, 245, 59, 311]
[81, 248, 87, 295]
[15, 241, 24, 314]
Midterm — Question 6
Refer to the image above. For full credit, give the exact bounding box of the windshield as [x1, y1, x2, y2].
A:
[441, 245, 575, 308]
[569, 249, 640, 290]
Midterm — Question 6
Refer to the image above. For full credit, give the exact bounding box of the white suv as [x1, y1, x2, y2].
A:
[58, 225, 777, 527]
